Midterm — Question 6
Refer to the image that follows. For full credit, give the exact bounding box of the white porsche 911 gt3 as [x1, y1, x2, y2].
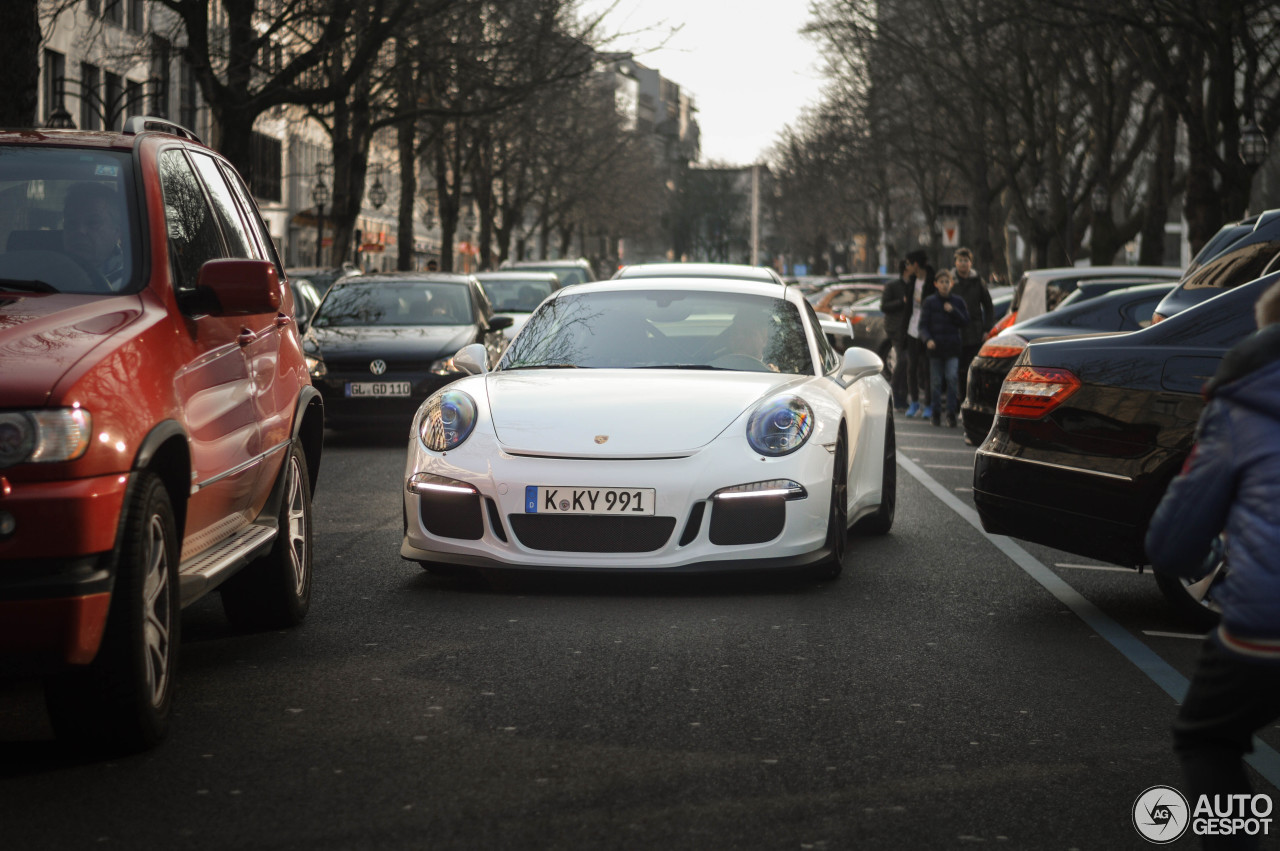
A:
[400, 277, 896, 579]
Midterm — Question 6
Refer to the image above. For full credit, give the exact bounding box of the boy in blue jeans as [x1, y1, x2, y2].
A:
[918, 270, 969, 427]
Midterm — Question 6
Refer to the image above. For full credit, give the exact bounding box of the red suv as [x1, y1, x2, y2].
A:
[0, 117, 323, 751]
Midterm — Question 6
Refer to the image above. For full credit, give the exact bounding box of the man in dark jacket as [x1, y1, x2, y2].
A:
[949, 247, 993, 404]
[1146, 278, 1280, 848]
[917, 269, 969, 427]
[902, 250, 937, 418]
[880, 260, 912, 411]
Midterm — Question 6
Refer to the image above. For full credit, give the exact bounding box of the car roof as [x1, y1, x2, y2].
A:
[334, 272, 473, 285]
[613, 263, 784, 283]
[558, 276, 790, 300]
[505, 259, 589, 268]
[1023, 265, 1181, 282]
[473, 271, 560, 282]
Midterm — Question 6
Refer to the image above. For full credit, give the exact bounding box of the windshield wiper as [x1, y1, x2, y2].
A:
[503, 363, 586, 370]
[633, 364, 722, 370]
[0, 278, 59, 293]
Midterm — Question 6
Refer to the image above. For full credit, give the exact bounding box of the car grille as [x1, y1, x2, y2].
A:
[507, 514, 677, 552]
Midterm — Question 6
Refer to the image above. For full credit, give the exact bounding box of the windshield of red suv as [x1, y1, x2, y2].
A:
[0, 147, 139, 295]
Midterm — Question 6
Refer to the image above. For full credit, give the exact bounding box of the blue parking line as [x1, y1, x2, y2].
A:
[897, 454, 1280, 791]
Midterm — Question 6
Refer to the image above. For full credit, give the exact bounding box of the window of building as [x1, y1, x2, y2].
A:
[104, 72, 123, 129]
[150, 38, 170, 118]
[179, 59, 198, 131]
[126, 80, 144, 122]
[79, 63, 102, 130]
[127, 0, 143, 32]
[249, 131, 283, 203]
[86, 0, 100, 14]
[42, 50, 66, 125]
[103, 0, 123, 26]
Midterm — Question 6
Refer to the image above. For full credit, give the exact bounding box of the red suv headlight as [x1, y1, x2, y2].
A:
[996, 366, 1082, 419]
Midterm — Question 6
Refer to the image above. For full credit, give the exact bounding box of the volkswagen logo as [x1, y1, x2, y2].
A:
[369, 359, 388, 375]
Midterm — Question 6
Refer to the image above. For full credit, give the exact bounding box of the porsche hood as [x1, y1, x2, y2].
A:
[483, 370, 799, 456]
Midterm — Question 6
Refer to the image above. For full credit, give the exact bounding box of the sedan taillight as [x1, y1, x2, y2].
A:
[997, 366, 1082, 419]
[978, 333, 1026, 359]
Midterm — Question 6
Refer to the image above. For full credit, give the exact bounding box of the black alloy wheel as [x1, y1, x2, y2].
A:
[855, 412, 896, 536]
[813, 434, 849, 580]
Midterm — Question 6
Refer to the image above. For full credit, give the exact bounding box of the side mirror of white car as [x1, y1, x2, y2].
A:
[840, 346, 883, 382]
[453, 343, 489, 375]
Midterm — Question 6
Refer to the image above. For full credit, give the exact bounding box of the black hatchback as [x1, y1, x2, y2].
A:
[960, 281, 1175, 445]
[972, 272, 1279, 626]
[302, 273, 512, 429]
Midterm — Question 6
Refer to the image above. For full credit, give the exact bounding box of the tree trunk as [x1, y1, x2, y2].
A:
[0, 0, 39, 128]
[395, 39, 416, 272]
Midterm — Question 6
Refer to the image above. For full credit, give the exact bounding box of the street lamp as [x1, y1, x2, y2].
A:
[1091, 181, 1109, 214]
[1241, 120, 1269, 168]
[312, 175, 330, 267]
[368, 166, 387, 210]
[46, 104, 76, 129]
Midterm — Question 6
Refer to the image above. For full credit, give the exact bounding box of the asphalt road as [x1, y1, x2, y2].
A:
[2, 417, 1277, 850]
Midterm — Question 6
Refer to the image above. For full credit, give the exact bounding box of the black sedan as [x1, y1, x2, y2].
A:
[303, 273, 512, 429]
[972, 272, 1278, 626]
[960, 281, 1175, 445]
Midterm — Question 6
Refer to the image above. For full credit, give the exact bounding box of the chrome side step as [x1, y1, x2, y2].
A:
[178, 523, 277, 607]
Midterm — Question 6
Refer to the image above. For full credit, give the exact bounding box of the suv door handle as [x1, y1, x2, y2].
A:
[238, 327, 256, 347]
[275, 312, 292, 328]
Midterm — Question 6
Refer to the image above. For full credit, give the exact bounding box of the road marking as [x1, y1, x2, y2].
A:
[1056, 563, 1138, 574]
[897, 453, 1280, 789]
[919, 464, 973, 471]
[1144, 630, 1206, 640]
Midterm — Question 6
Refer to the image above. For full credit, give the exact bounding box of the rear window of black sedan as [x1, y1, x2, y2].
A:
[313, 281, 475, 327]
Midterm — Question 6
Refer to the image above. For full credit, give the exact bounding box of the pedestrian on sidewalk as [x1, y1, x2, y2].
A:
[950, 247, 993, 404]
[903, 249, 936, 419]
[880, 259, 913, 411]
[1146, 278, 1280, 850]
[917, 269, 969, 427]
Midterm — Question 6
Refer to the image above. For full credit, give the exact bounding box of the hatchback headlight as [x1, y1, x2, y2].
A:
[305, 355, 326, 377]
[0, 409, 92, 468]
[430, 355, 457, 375]
[418, 390, 478, 451]
[746, 397, 813, 456]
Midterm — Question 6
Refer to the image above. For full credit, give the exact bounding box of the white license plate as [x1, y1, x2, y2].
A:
[525, 486, 656, 515]
[346, 381, 411, 398]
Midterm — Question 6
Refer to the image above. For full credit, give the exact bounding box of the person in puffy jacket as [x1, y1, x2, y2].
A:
[1146, 278, 1280, 846]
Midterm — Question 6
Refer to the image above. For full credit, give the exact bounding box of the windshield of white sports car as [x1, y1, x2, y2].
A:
[498, 289, 814, 373]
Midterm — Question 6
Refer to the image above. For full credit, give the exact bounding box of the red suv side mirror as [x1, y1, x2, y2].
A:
[197, 259, 283, 315]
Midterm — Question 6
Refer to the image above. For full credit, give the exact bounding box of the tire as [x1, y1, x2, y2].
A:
[1155, 559, 1225, 631]
[812, 435, 848, 580]
[45, 473, 180, 753]
[221, 441, 313, 629]
[855, 412, 896, 536]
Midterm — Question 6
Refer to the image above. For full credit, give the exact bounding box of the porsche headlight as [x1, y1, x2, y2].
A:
[746, 396, 813, 457]
[418, 389, 478, 451]
[0, 408, 92, 468]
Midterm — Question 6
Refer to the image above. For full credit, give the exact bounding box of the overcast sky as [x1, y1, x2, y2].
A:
[579, 0, 829, 166]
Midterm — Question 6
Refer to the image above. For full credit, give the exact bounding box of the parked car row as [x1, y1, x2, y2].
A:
[973, 210, 1280, 627]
